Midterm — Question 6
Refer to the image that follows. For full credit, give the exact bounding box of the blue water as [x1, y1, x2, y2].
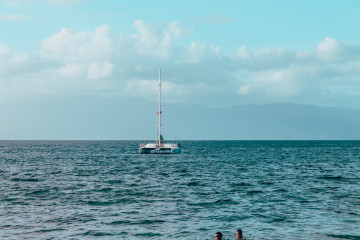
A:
[0, 140, 359, 239]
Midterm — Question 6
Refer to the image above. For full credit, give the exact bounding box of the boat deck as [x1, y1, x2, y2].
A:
[139, 143, 181, 154]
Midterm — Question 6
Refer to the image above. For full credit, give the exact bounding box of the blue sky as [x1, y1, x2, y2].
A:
[2, 0, 360, 51]
[1, 0, 360, 109]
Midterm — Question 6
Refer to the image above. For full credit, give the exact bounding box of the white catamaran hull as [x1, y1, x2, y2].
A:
[139, 143, 181, 154]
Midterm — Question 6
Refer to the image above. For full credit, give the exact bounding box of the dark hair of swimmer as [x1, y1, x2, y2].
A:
[236, 229, 244, 239]
[215, 232, 222, 240]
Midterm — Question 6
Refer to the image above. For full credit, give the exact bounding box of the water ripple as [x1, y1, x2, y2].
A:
[0, 140, 359, 239]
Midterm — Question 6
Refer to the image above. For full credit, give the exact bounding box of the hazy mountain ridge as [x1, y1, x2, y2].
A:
[166, 103, 360, 140]
[1, 98, 360, 140]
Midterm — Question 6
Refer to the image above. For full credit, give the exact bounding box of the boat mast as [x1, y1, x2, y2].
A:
[157, 68, 162, 146]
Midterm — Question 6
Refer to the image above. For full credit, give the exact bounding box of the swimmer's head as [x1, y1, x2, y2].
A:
[215, 232, 222, 240]
[236, 229, 243, 239]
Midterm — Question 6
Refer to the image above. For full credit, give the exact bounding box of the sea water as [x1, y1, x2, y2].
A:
[0, 140, 359, 239]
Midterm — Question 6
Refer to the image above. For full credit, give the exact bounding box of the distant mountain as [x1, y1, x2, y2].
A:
[167, 103, 360, 140]
[1, 97, 360, 140]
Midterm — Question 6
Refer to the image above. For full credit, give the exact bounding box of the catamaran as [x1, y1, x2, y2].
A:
[139, 69, 181, 154]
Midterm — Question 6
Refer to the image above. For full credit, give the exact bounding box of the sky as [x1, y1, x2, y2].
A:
[1, 0, 360, 110]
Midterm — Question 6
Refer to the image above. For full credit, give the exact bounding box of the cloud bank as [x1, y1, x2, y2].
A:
[1, 21, 360, 108]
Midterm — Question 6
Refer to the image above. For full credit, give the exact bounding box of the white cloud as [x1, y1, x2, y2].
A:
[0, 13, 30, 21]
[233, 46, 296, 70]
[56, 63, 84, 78]
[163, 21, 189, 46]
[125, 78, 217, 103]
[131, 20, 188, 60]
[317, 37, 341, 61]
[233, 38, 360, 107]
[87, 61, 113, 80]
[237, 66, 306, 101]
[184, 41, 221, 64]
[2, 0, 20, 7]
[315, 37, 360, 63]
[41, 25, 112, 61]
[1, 21, 360, 109]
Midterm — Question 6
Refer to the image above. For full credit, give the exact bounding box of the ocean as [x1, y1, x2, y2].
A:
[0, 140, 359, 239]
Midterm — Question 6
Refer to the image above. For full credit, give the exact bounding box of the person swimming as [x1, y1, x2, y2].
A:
[236, 229, 247, 239]
[215, 232, 223, 240]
